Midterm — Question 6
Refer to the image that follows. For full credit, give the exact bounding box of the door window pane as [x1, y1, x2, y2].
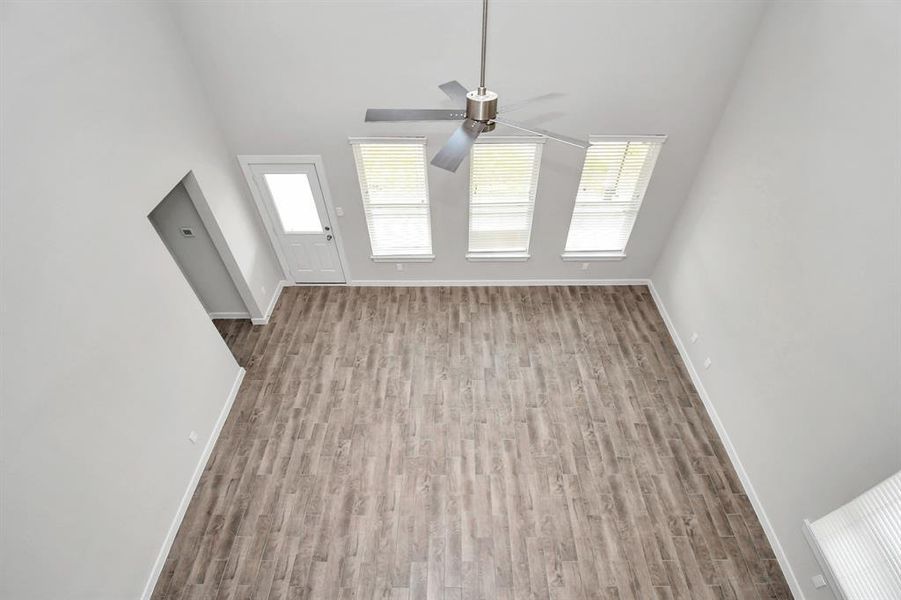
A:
[263, 173, 323, 233]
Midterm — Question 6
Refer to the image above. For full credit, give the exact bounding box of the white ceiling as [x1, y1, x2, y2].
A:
[170, 0, 766, 281]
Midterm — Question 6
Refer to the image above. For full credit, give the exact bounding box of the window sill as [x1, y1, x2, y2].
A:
[466, 252, 531, 262]
[561, 252, 626, 262]
[370, 254, 435, 263]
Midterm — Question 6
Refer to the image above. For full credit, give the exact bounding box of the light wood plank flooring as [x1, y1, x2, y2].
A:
[153, 285, 791, 600]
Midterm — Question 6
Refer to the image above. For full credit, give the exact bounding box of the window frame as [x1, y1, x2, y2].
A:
[349, 136, 435, 262]
[465, 136, 545, 262]
[561, 134, 666, 261]
[804, 470, 901, 600]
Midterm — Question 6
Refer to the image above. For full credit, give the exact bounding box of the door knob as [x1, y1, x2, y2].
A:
[324, 226, 330, 231]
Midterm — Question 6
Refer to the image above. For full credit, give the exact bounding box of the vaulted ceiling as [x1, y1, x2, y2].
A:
[170, 1, 766, 280]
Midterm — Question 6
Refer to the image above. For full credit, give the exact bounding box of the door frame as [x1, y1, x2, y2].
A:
[238, 155, 351, 284]
[177, 170, 263, 320]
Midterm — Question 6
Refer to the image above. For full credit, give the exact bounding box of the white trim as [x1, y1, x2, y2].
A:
[348, 136, 427, 145]
[646, 280, 804, 599]
[242, 164, 292, 279]
[280, 282, 345, 287]
[466, 252, 531, 262]
[589, 134, 668, 144]
[251, 280, 289, 326]
[475, 135, 546, 145]
[181, 172, 264, 320]
[312, 157, 353, 283]
[207, 311, 250, 320]
[803, 519, 846, 599]
[150, 172, 263, 321]
[141, 367, 246, 600]
[237, 155, 351, 285]
[348, 278, 650, 287]
[370, 254, 435, 263]
[561, 252, 627, 262]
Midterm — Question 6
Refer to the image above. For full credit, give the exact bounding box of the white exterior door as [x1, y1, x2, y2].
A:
[247, 161, 345, 283]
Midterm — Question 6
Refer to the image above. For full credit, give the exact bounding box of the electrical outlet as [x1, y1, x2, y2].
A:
[188, 431, 198, 444]
[703, 357, 712, 369]
[335, 206, 344, 217]
[581, 262, 589, 271]
[811, 574, 827, 589]
[690, 332, 699, 344]
[396, 263, 404, 271]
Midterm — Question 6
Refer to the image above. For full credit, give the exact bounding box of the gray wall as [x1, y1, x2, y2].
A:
[4, 1, 899, 598]
[0, 2, 280, 598]
[150, 182, 248, 317]
[170, 0, 766, 282]
[651, 2, 901, 598]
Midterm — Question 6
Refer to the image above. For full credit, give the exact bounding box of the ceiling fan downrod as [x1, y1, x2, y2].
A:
[479, 0, 488, 94]
[466, 0, 497, 128]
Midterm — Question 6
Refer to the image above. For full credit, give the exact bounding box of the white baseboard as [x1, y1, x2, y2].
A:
[141, 367, 246, 600]
[208, 311, 250, 320]
[251, 280, 289, 325]
[646, 281, 804, 599]
[348, 278, 651, 287]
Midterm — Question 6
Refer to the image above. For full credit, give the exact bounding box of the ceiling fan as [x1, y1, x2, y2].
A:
[364, 0, 588, 173]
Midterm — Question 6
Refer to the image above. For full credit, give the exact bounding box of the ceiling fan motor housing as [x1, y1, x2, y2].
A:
[466, 89, 498, 123]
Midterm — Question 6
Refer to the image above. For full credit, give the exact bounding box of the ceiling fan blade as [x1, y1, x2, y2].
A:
[493, 116, 588, 149]
[439, 80, 470, 104]
[430, 119, 486, 172]
[498, 92, 566, 114]
[365, 108, 465, 122]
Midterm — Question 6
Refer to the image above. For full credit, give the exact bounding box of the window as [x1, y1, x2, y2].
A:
[563, 135, 665, 260]
[805, 470, 901, 599]
[350, 137, 433, 261]
[467, 138, 544, 261]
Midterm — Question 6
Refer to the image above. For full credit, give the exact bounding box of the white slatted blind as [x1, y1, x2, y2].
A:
[564, 136, 663, 256]
[808, 470, 901, 599]
[351, 139, 433, 258]
[468, 140, 543, 256]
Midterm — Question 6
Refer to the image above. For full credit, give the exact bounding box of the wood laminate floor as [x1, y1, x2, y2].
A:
[152, 285, 791, 600]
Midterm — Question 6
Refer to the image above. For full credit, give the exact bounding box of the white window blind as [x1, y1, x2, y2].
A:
[806, 470, 901, 599]
[563, 136, 664, 258]
[468, 139, 543, 259]
[350, 138, 433, 259]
